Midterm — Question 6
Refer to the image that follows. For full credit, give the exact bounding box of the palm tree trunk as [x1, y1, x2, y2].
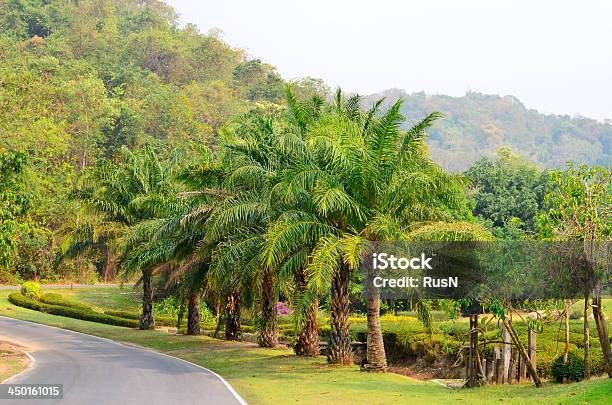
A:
[187, 292, 201, 335]
[365, 264, 386, 371]
[225, 292, 242, 341]
[295, 300, 320, 356]
[593, 295, 612, 377]
[294, 268, 320, 356]
[329, 263, 352, 365]
[140, 269, 155, 330]
[258, 269, 278, 347]
[103, 245, 116, 282]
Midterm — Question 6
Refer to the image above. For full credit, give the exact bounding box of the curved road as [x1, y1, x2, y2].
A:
[0, 316, 246, 405]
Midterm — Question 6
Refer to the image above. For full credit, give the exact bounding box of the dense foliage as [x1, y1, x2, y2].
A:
[0, 0, 292, 281]
[1, 0, 611, 385]
[465, 148, 549, 237]
[552, 351, 585, 383]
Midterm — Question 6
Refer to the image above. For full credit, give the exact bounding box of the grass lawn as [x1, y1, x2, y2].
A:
[57, 285, 142, 311]
[1, 287, 611, 404]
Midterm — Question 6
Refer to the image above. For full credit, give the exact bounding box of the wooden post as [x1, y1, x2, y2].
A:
[493, 347, 500, 384]
[508, 348, 515, 384]
[528, 327, 537, 379]
[503, 318, 543, 387]
[501, 323, 511, 384]
[495, 358, 503, 384]
[486, 359, 495, 382]
[519, 353, 526, 382]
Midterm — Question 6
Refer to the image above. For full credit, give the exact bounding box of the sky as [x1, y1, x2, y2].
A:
[166, 0, 612, 121]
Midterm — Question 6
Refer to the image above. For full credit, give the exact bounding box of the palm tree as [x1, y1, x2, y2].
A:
[63, 145, 179, 330]
[203, 94, 324, 347]
[203, 111, 284, 347]
[151, 148, 230, 336]
[262, 90, 477, 368]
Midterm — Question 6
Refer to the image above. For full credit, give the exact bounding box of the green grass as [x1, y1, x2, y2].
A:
[58, 286, 142, 311]
[0, 288, 611, 404]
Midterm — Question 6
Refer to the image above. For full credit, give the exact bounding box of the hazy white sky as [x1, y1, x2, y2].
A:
[167, 0, 612, 120]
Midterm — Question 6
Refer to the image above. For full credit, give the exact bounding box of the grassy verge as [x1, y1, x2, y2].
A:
[1, 288, 611, 404]
[57, 286, 142, 311]
[0, 341, 31, 382]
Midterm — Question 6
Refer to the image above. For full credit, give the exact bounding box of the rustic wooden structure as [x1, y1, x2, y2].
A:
[467, 325, 538, 385]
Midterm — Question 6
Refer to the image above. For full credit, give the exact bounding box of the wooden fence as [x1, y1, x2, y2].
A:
[465, 324, 537, 384]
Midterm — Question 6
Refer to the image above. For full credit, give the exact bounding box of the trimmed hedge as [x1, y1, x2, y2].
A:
[104, 309, 178, 328]
[104, 309, 141, 320]
[9, 292, 139, 328]
[40, 293, 93, 312]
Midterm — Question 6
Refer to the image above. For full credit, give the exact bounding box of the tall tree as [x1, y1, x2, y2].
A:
[466, 147, 549, 237]
[538, 163, 612, 378]
[262, 90, 473, 368]
[0, 151, 29, 277]
[63, 146, 179, 329]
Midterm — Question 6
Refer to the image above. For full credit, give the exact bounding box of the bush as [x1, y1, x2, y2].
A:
[551, 351, 585, 383]
[9, 292, 139, 328]
[104, 309, 141, 320]
[20, 281, 42, 300]
[104, 309, 179, 328]
[570, 307, 584, 320]
[152, 295, 215, 328]
[153, 296, 181, 317]
[0, 268, 23, 285]
[40, 293, 92, 311]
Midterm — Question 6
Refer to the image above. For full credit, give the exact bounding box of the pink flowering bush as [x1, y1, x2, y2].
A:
[276, 301, 291, 317]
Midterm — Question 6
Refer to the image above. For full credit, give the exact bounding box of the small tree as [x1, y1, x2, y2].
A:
[538, 163, 612, 378]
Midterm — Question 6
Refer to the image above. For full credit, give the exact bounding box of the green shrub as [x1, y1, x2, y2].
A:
[570, 307, 584, 320]
[20, 281, 42, 300]
[40, 293, 92, 311]
[154, 296, 181, 317]
[551, 351, 585, 383]
[9, 293, 138, 328]
[104, 309, 141, 320]
[153, 295, 215, 327]
[242, 325, 255, 333]
[104, 309, 179, 328]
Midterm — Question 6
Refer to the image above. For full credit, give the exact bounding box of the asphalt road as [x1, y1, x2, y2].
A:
[0, 316, 246, 405]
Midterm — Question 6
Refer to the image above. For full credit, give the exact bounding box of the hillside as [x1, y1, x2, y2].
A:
[364, 90, 612, 171]
[0, 0, 292, 281]
[0, 0, 610, 281]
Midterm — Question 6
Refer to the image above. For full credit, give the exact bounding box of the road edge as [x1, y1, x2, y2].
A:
[0, 315, 248, 405]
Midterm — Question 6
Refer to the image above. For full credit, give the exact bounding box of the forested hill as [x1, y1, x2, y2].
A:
[1, 0, 609, 175]
[0, 0, 289, 166]
[363, 90, 612, 171]
[0, 0, 304, 281]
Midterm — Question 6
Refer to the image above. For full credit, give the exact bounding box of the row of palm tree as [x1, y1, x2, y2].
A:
[62, 88, 489, 369]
